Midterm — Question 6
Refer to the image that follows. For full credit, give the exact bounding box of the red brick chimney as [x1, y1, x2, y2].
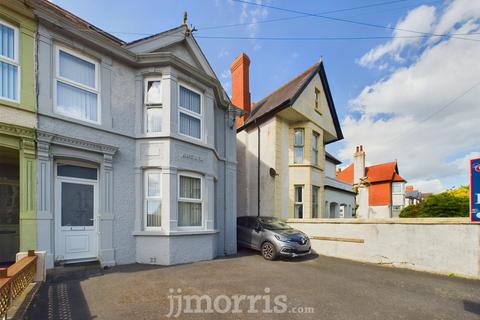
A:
[231, 52, 251, 128]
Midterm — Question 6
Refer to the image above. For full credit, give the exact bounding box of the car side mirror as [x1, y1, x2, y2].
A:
[255, 224, 262, 232]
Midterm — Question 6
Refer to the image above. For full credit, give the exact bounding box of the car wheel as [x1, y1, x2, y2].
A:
[261, 242, 277, 260]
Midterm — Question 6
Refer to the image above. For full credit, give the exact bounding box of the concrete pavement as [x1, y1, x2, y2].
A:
[26, 250, 480, 319]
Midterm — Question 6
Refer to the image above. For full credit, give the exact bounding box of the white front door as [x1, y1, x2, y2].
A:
[55, 164, 98, 262]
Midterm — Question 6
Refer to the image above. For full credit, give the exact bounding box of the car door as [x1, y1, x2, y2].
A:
[250, 218, 264, 250]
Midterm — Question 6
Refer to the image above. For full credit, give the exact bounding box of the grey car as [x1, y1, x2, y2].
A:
[237, 216, 311, 260]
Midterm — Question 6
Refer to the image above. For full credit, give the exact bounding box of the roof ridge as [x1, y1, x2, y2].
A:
[251, 62, 320, 114]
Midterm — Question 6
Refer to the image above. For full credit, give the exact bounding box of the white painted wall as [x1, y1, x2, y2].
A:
[288, 218, 480, 279]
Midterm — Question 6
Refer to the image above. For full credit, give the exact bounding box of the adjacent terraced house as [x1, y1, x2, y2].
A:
[30, 0, 238, 268]
[0, 1, 36, 264]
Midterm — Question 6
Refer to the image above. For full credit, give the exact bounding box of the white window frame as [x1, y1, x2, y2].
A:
[293, 128, 304, 164]
[54, 45, 101, 124]
[294, 185, 304, 219]
[177, 172, 204, 229]
[392, 182, 404, 194]
[0, 18, 20, 103]
[144, 77, 163, 133]
[314, 87, 322, 113]
[178, 83, 203, 141]
[144, 169, 162, 230]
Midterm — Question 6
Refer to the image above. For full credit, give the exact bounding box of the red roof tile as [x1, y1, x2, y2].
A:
[335, 162, 406, 184]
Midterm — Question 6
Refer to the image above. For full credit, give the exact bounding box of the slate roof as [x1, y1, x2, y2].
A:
[238, 61, 343, 143]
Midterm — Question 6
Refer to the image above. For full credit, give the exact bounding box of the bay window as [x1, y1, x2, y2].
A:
[55, 47, 100, 123]
[145, 78, 162, 133]
[179, 85, 202, 139]
[144, 170, 162, 229]
[294, 185, 304, 218]
[178, 174, 202, 227]
[293, 129, 304, 163]
[0, 20, 19, 102]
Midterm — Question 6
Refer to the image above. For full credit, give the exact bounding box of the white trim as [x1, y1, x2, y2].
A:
[143, 169, 162, 231]
[177, 83, 203, 142]
[294, 185, 304, 218]
[177, 172, 204, 230]
[53, 45, 101, 124]
[0, 18, 20, 103]
[143, 77, 163, 134]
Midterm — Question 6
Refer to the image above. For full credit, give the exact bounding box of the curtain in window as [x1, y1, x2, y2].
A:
[0, 61, 17, 100]
[146, 172, 161, 227]
[180, 86, 201, 114]
[146, 81, 161, 103]
[147, 108, 162, 132]
[178, 176, 201, 227]
[180, 112, 201, 138]
[178, 202, 202, 226]
[57, 82, 98, 121]
[59, 50, 95, 88]
[146, 200, 161, 227]
[0, 24, 14, 59]
[179, 176, 201, 199]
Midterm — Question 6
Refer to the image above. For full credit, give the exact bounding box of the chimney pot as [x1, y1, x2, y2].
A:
[356, 146, 359, 152]
[360, 145, 363, 152]
[231, 53, 251, 128]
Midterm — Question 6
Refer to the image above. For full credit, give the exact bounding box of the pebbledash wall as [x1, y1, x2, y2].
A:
[288, 218, 480, 279]
[33, 3, 237, 268]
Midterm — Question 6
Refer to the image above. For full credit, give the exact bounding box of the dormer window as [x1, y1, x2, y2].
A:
[144, 78, 162, 133]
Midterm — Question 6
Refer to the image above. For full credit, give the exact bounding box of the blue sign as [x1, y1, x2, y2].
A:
[471, 158, 480, 222]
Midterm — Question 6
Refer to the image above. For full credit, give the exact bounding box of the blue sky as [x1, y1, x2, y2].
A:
[53, 0, 480, 193]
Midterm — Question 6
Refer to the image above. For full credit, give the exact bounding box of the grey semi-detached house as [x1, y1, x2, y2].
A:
[31, 0, 239, 268]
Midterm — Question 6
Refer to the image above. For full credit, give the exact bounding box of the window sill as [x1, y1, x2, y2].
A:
[132, 229, 219, 237]
[288, 163, 324, 170]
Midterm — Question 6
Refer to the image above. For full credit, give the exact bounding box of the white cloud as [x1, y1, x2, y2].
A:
[218, 48, 230, 58]
[407, 179, 445, 194]
[340, 1, 480, 193]
[358, 5, 436, 68]
[433, 0, 480, 35]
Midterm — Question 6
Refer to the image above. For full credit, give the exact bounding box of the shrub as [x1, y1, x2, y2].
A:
[400, 186, 469, 218]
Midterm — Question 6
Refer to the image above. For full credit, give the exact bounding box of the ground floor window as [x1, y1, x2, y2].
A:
[178, 174, 202, 227]
[312, 186, 319, 218]
[144, 170, 162, 228]
[294, 185, 303, 218]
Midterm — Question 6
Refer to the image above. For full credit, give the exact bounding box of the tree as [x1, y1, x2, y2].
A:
[400, 186, 469, 218]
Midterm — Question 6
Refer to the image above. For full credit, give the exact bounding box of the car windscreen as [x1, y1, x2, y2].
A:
[258, 217, 292, 230]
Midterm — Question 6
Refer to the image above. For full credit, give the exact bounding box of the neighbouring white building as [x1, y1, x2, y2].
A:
[324, 152, 355, 218]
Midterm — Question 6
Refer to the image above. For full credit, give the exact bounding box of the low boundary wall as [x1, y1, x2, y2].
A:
[287, 218, 480, 279]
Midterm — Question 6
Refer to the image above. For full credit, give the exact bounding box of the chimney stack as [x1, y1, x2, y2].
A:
[353, 145, 366, 184]
[231, 52, 251, 128]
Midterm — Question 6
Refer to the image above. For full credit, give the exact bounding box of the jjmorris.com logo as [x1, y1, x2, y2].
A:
[166, 287, 315, 317]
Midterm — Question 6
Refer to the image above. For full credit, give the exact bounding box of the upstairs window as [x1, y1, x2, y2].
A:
[293, 129, 304, 164]
[0, 20, 19, 102]
[392, 182, 404, 194]
[179, 85, 202, 140]
[312, 131, 319, 165]
[144, 78, 162, 133]
[55, 47, 100, 123]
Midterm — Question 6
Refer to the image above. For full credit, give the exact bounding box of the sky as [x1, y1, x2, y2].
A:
[52, 0, 480, 193]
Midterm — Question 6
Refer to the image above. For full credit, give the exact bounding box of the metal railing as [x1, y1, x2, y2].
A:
[0, 250, 37, 319]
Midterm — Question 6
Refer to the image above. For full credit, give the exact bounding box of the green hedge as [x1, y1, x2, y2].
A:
[400, 187, 469, 218]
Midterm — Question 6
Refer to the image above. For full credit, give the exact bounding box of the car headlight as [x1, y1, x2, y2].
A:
[274, 234, 291, 242]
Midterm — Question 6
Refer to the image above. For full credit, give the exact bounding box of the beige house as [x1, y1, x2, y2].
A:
[233, 53, 343, 219]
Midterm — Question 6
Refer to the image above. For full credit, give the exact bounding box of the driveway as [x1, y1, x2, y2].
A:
[26, 250, 480, 320]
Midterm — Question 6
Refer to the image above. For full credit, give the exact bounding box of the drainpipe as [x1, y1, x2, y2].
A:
[257, 121, 261, 217]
